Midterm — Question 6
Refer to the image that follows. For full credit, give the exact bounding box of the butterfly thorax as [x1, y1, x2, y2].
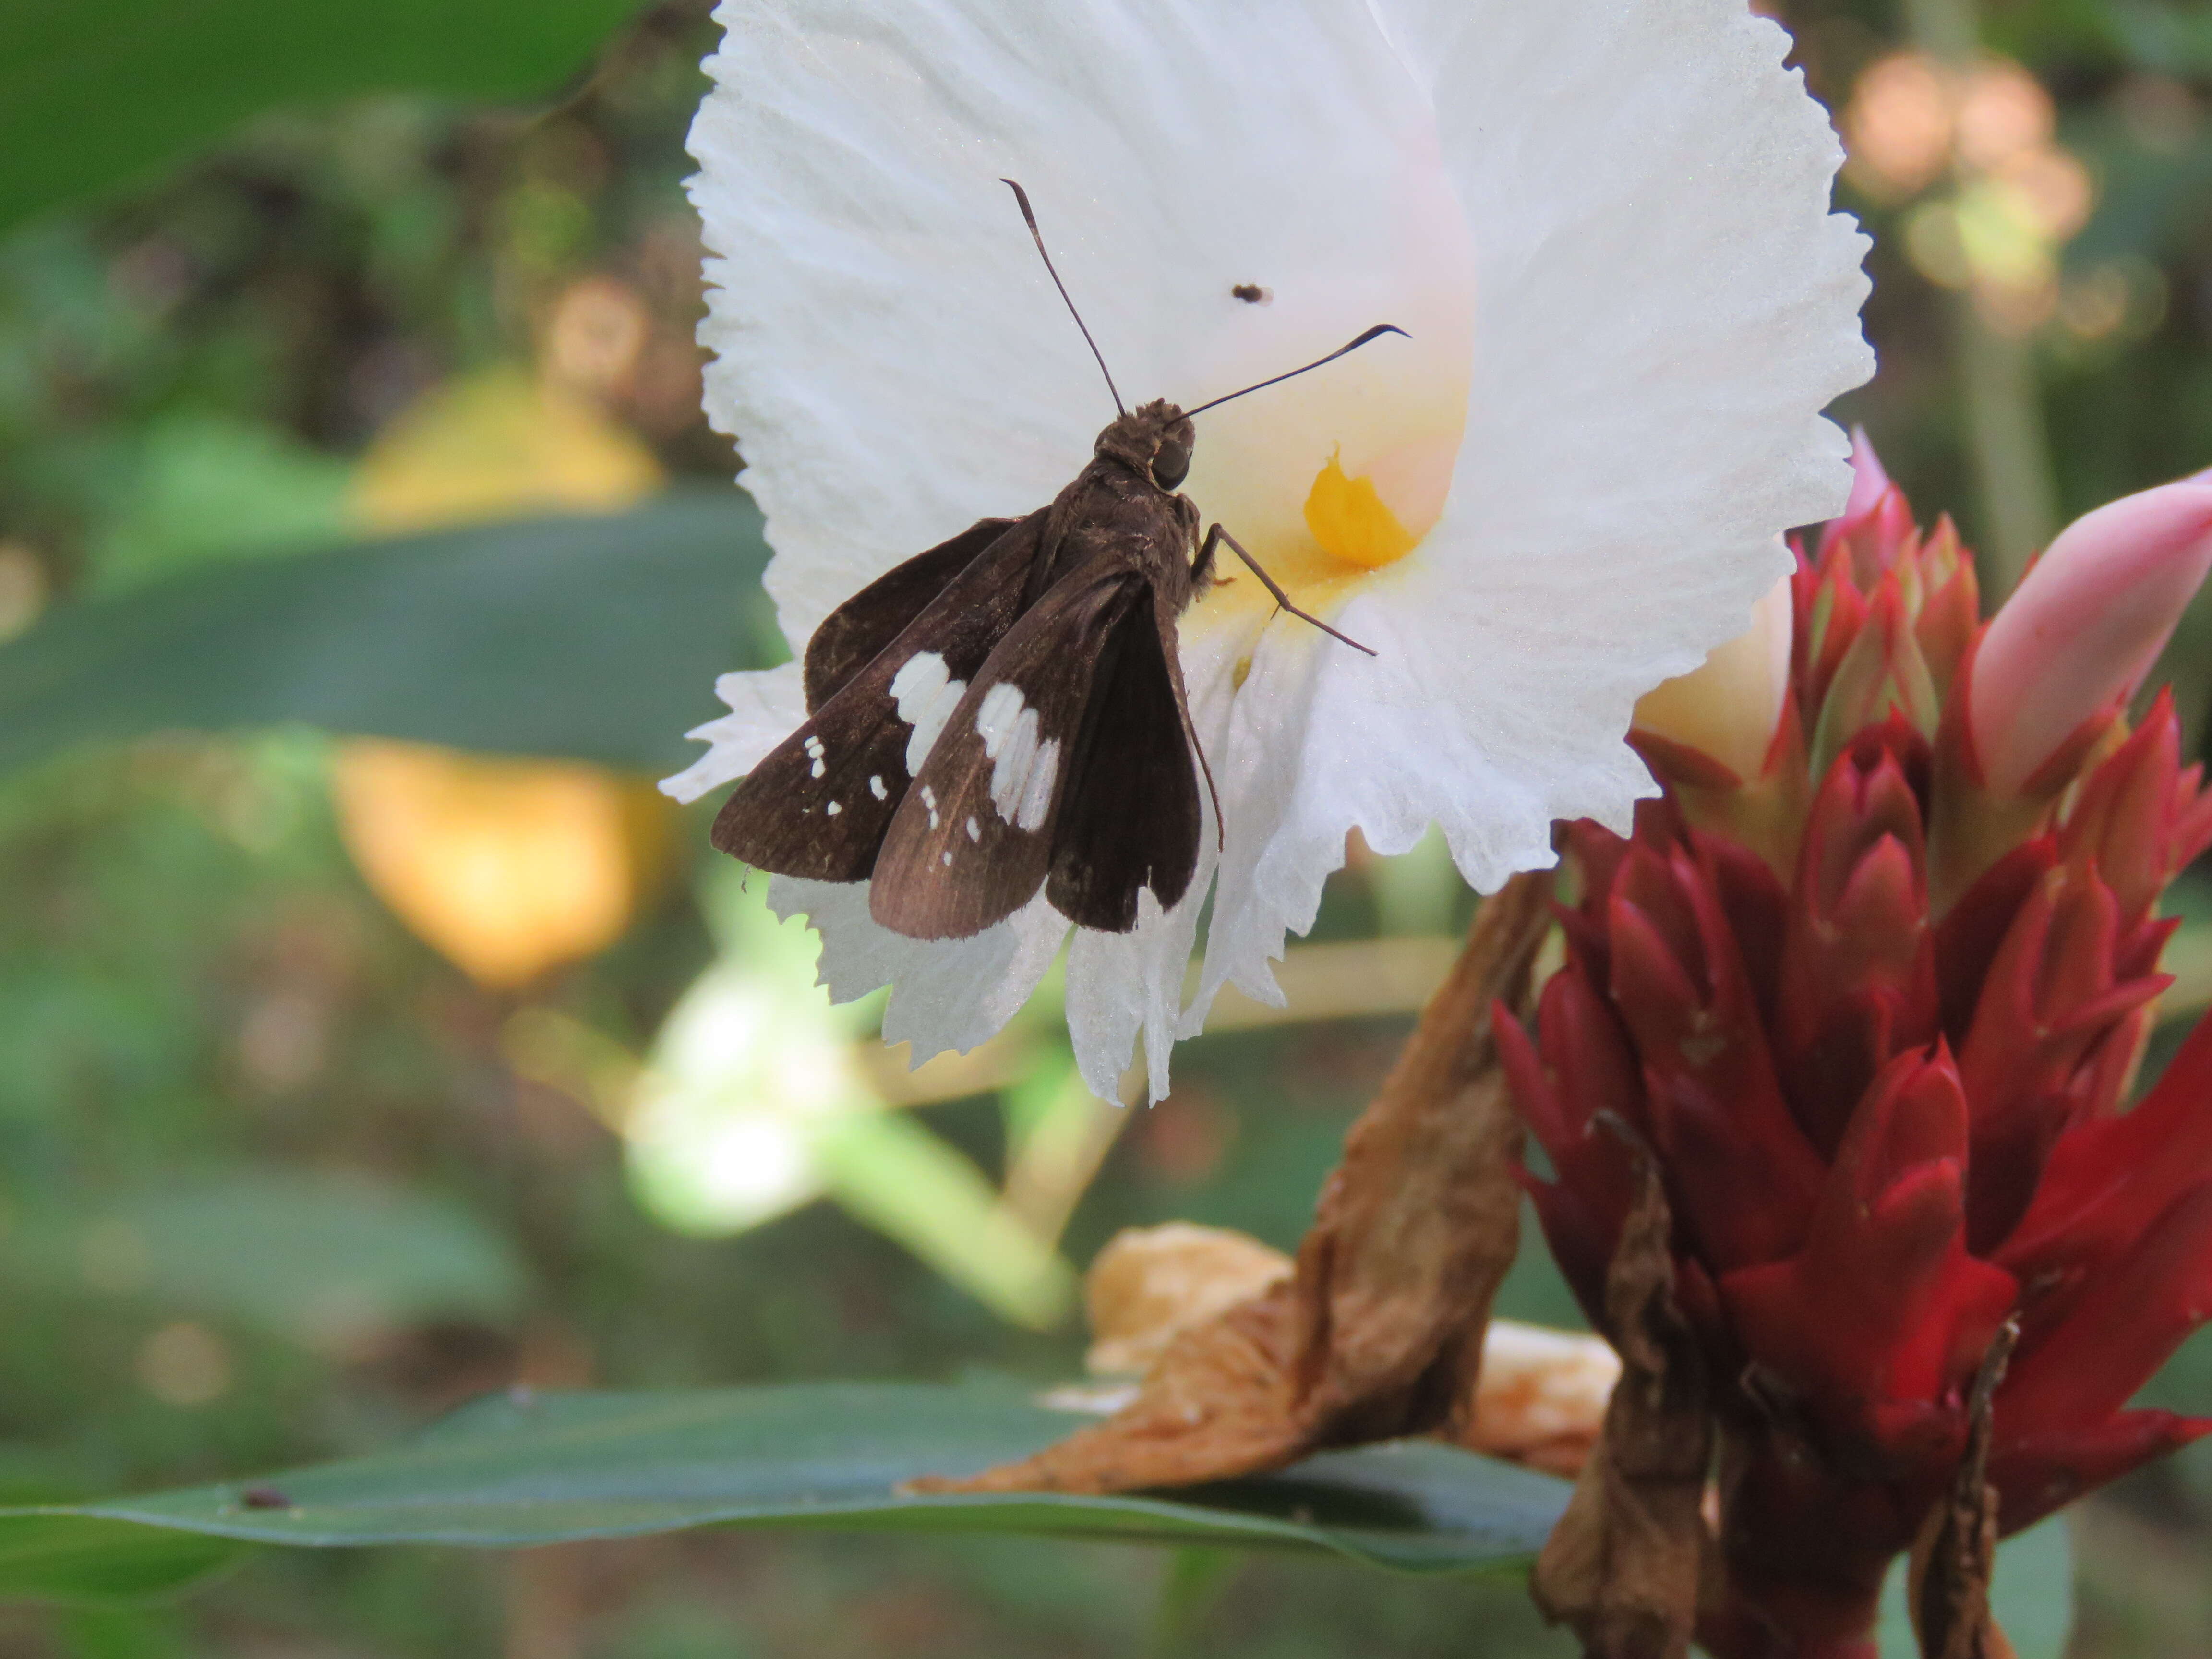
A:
[1092, 398, 1193, 484]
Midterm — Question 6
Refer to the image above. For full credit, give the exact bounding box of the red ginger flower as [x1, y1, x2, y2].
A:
[1500, 435, 2212, 1658]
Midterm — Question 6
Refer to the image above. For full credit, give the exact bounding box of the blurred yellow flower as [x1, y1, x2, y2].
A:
[334, 740, 673, 989]
[351, 365, 661, 529]
[335, 366, 673, 987]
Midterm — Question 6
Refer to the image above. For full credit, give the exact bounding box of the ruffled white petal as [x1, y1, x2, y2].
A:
[1065, 889, 1191, 1105]
[660, 661, 807, 804]
[768, 877, 1067, 1062]
[1182, 0, 1870, 1023]
[681, 0, 1872, 1097]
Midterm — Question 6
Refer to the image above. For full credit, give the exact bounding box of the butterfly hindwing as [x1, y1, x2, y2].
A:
[868, 562, 1158, 939]
[710, 513, 1052, 881]
[803, 513, 1032, 711]
[1044, 588, 1202, 931]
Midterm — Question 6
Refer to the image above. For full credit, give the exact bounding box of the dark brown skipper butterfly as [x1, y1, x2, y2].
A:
[712, 181, 1399, 940]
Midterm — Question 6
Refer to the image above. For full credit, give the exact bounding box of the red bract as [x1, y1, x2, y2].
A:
[1501, 448, 2212, 1658]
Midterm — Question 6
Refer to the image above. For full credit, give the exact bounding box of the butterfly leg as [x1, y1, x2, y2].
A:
[1198, 524, 1377, 656]
[1190, 523, 1220, 586]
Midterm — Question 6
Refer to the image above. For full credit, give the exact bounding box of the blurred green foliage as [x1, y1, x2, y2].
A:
[0, 0, 652, 235]
[0, 0, 2210, 1654]
[0, 493, 771, 776]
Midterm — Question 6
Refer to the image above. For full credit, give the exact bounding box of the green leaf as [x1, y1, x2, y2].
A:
[0, 490, 776, 778]
[86, 412, 355, 599]
[1873, 1517, 2073, 1658]
[0, 1383, 1571, 1603]
[24, 1172, 533, 1347]
[0, 1515, 244, 1606]
[0, 0, 652, 235]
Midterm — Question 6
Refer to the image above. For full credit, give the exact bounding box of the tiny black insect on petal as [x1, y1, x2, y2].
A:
[240, 1486, 292, 1510]
[1230, 283, 1272, 305]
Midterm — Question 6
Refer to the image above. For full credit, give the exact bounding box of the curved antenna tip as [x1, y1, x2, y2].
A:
[1184, 323, 1411, 418]
[1000, 179, 1124, 417]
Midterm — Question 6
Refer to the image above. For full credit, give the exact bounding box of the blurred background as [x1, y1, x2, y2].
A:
[2, 0, 2212, 1654]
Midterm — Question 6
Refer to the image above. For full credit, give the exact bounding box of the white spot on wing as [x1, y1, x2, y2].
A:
[890, 651, 965, 773]
[921, 783, 939, 830]
[889, 652, 943, 706]
[966, 816, 980, 842]
[1018, 739, 1060, 831]
[869, 774, 888, 801]
[974, 682, 1053, 831]
[804, 734, 827, 780]
[941, 851, 953, 866]
[825, 801, 842, 816]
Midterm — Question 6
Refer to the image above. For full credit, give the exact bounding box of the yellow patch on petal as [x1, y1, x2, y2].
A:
[1302, 450, 1419, 570]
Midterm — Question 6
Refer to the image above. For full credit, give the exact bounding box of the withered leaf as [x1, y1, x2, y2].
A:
[1909, 1321, 2022, 1659]
[1462, 1320, 1620, 1478]
[909, 870, 1555, 1496]
[1082, 1222, 1293, 1379]
[1529, 1160, 1709, 1659]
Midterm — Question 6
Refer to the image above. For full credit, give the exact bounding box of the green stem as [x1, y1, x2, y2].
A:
[1901, 0, 1975, 60]
[1901, 0, 2060, 598]
[1957, 304, 2059, 596]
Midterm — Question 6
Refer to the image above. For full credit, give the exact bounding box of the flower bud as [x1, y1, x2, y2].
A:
[1633, 568, 1794, 785]
[1822, 426, 1918, 585]
[1807, 575, 1940, 780]
[1971, 479, 2212, 798]
[1842, 427, 1891, 522]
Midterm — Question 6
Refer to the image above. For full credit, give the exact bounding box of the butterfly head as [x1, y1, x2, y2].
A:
[1096, 399, 1195, 492]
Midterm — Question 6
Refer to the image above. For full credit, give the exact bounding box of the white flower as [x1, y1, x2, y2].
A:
[626, 866, 878, 1236]
[667, 0, 1873, 1102]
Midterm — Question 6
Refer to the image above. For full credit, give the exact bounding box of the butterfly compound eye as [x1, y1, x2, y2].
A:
[1151, 426, 1192, 490]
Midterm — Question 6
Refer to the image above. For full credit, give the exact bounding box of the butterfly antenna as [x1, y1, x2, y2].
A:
[1183, 324, 1409, 417]
[1002, 179, 1125, 418]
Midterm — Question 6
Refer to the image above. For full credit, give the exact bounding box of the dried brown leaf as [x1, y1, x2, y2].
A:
[1910, 1321, 2022, 1659]
[910, 871, 1555, 1495]
[1082, 1222, 1294, 1379]
[1530, 1162, 1710, 1659]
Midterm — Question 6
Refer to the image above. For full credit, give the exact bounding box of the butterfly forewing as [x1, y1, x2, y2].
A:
[803, 514, 1028, 711]
[868, 563, 1155, 940]
[711, 513, 1050, 881]
[1045, 589, 1202, 931]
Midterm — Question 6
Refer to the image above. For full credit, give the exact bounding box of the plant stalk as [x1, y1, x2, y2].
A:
[1903, 0, 2060, 599]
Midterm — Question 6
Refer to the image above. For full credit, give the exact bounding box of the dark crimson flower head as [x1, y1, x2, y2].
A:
[1499, 435, 2212, 1658]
